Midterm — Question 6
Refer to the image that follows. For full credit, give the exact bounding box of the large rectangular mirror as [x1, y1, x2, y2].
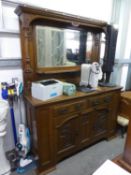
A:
[36, 26, 81, 67]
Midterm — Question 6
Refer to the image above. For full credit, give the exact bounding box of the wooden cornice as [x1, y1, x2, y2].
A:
[15, 5, 107, 30]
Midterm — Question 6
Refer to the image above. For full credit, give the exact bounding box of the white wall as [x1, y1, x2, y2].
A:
[9, 0, 113, 22]
[0, 1, 22, 150]
[110, 0, 131, 89]
[0, 0, 113, 151]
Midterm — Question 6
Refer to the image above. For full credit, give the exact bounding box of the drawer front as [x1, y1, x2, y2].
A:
[53, 100, 86, 117]
[89, 94, 112, 107]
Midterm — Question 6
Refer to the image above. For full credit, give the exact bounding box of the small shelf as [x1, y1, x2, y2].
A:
[115, 59, 131, 64]
[0, 58, 21, 68]
[0, 26, 20, 68]
[36, 66, 81, 74]
[0, 28, 19, 35]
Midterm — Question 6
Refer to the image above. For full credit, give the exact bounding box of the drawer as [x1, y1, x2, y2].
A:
[89, 94, 112, 107]
[54, 113, 79, 127]
[53, 100, 86, 117]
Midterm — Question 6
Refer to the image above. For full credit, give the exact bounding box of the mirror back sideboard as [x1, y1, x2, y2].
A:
[15, 5, 108, 94]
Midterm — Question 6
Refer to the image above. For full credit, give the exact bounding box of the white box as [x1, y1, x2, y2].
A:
[93, 160, 130, 175]
[31, 79, 63, 101]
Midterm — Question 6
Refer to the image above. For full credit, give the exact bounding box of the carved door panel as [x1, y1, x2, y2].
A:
[79, 110, 94, 148]
[55, 114, 79, 160]
[92, 106, 110, 139]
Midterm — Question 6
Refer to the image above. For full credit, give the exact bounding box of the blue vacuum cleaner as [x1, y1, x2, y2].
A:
[1, 82, 17, 145]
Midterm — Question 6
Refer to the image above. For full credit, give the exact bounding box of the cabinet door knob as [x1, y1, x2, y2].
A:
[75, 130, 79, 136]
[75, 104, 81, 110]
[104, 97, 111, 103]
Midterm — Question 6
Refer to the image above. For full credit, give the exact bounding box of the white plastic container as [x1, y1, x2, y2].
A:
[0, 100, 11, 175]
[31, 79, 63, 101]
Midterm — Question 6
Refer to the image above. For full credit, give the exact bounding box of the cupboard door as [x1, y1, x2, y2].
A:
[92, 106, 110, 139]
[36, 107, 55, 172]
[55, 114, 79, 161]
[79, 110, 94, 148]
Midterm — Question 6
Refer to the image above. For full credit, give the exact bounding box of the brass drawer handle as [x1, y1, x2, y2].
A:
[92, 100, 100, 106]
[94, 108, 110, 113]
[58, 108, 68, 115]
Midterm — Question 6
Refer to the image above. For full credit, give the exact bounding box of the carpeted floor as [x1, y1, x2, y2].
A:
[11, 135, 125, 175]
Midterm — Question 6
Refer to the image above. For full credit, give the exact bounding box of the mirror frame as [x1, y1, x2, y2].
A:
[34, 26, 84, 70]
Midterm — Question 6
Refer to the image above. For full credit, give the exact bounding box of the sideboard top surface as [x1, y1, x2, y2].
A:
[25, 86, 121, 107]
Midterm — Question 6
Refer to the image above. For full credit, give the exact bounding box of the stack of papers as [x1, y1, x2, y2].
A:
[93, 160, 131, 175]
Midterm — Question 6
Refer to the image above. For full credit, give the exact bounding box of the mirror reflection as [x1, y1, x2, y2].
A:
[86, 32, 93, 62]
[100, 32, 106, 59]
[36, 26, 80, 67]
[35, 26, 105, 68]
